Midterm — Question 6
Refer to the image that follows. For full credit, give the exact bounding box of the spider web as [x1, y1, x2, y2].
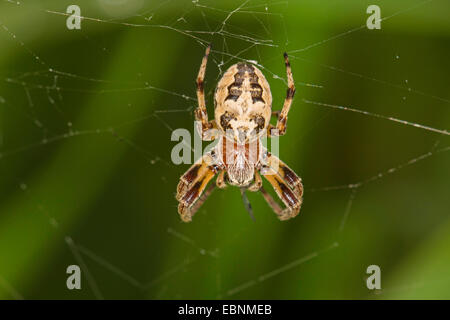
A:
[0, 0, 449, 299]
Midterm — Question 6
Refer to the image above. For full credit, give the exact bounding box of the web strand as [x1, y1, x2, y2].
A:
[303, 99, 449, 136]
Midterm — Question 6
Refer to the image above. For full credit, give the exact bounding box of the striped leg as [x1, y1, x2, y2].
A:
[259, 153, 303, 220]
[176, 152, 220, 222]
[195, 44, 217, 141]
[267, 53, 296, 137]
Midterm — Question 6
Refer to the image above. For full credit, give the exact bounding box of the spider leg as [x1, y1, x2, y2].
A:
[195, 44, 218, 141]
[259, 186, 283, 214]
[267, 53, 295, 137]
[176, 152, 221, 222]
[247, 170, 262, 192]
[185, 183, 216, 218]
[216, 170, 227, 188]
[271, 110, 280, 119]
[258, 153, 303, 220]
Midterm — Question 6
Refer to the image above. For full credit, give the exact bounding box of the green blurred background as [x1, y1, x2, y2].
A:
[0, 0, 449, 299]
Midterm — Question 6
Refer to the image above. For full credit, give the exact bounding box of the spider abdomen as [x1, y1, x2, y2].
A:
[214, 63, 272, 144]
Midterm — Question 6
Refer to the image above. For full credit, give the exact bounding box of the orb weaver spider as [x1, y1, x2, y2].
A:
[176, 45, 303, 222]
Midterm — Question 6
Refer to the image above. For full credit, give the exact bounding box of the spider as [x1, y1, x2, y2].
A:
[176, 45, 303, 222]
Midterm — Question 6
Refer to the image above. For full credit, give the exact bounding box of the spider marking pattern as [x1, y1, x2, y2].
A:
[176, 45, 303, 222]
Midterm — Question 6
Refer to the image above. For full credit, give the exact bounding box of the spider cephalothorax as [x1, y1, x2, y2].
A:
[176, 45, 303, 222]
